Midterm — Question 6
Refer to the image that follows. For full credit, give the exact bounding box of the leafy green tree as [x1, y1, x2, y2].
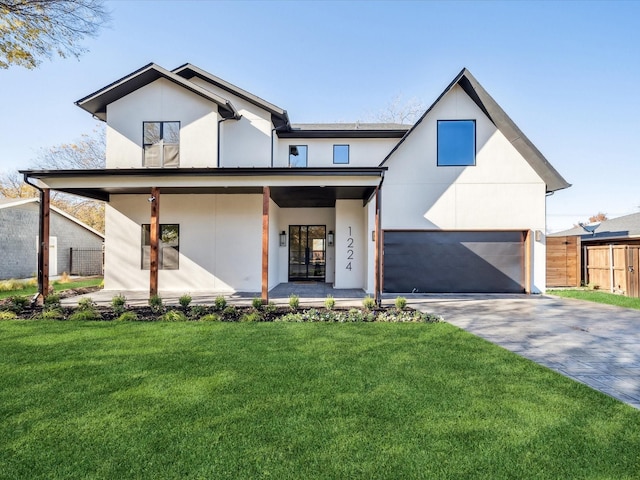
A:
[0, 0, 109, 69]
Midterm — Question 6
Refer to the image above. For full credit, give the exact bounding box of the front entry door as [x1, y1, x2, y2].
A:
[289, 225, 326, 281]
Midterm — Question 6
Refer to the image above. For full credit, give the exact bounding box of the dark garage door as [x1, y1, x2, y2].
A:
[383, 231, 524, 293]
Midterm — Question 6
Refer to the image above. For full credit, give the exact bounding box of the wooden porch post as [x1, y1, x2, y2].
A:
[262, 186, 270, 303]
[149, 187, 160, 298]
[37, 188, 50, 300]
[374, 186, 381, 306]
[524, 230, 532, 294]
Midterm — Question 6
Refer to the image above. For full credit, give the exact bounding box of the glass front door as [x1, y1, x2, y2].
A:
[289, 225, 326, 281]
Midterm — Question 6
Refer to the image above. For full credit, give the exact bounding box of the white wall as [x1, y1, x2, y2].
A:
[106, 78, 219, 168]
[274, 137, 399, 168]
[104, 194, 263, 292]
[382, 84, 547, 292]
[334, 200, 365, 289]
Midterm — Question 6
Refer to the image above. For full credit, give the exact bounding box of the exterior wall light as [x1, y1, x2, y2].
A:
[280, 231, 287, 247]
[327, 231, 334, 246]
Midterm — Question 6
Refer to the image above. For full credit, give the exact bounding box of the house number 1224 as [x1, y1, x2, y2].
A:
[346, 226, 354, 271]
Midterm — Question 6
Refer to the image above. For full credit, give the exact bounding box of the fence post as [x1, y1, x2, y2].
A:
[609, 244, 614, 293]
[69, 247, 73, 275]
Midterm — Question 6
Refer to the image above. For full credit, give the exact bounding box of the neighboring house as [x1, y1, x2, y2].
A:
[548, 213, 640, 296]
[21, 63, 569, 298]
[0, 198, 104, 280]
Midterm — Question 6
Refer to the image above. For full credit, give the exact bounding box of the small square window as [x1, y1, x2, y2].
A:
[289, 145, 308, 167]
[437, 120, 475, 166]
[333, 145, 349, 164]
[143, 121, 180, 167]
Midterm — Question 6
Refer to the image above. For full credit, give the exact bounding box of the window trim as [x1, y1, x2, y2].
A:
[143, 121, 180, 167]
[288, 144, 308, 168]
[333, 144, 350, 164]
[436, 119, 476, 167]
[141, 223, 180, 270]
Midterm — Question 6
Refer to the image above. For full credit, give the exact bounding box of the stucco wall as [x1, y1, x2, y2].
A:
[0, 202, 103, 280]
[334, 200, 366, 289]
[106, 78, 219, 168]
[381, 84, 547, 292]
[104, 194, 263, 292]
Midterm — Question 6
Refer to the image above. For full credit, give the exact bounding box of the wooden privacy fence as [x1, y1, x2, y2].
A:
[546, 236, 581, 288]
[584, 245, 640, 297]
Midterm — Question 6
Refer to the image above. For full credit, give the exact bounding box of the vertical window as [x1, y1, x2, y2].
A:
[141, 224, 180, 270]
[437, 120, 476, 166]
[333, 145, 349, 164]
[288, 145, 308, 167]
[143, 121, 180, 167]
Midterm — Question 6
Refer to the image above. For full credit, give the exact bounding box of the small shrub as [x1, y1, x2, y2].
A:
[111, 294, 127, 315]
[264, 301, 277, 314]
[395, 296, 407, 311]
[0, 279, 25, 292]
[116, 311, 139, 322]
[324, 295, 335, 310]
[57, 272, 71, 284]
[200, 313, 221, 322]
[240, 312, 263, 322]
[0, 311, 17, 320]
[161, 310, 187, 322]
[252, 297, 263, 310]
[179, 294, 192, 309]
[289, 294, 299, 311]
[189, 304, 207, 319]
[221, 305, 237, 320]
[68, 309, 102, 321]
[362, 296, 376, 311]
[37, 309, 65, 321]
[214, 296, 227, 311]
[77, 297, 96, 311]
[44, 293, 61, 311]
[149, 295, 164, 314]
[7, 295, 29, 313]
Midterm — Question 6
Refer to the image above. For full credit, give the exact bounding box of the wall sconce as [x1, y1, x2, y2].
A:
[327, 231, 334, 246]
[535, 230, 543, 242]
[147, 196, 156, 203]
[280, 231, 287, 247]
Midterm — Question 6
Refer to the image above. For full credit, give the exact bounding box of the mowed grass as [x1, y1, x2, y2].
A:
[0, 277, 103, 300]
[548, 288, 640, 310]
[1, 322, 639, 479]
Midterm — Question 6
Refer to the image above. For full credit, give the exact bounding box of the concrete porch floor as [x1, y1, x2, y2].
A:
[60, 282, 370, 308]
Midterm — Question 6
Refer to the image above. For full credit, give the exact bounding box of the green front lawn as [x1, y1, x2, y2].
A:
[1, 321, 639, 479]
[548, 288, 640, 310]
[0, 277, 102, 300]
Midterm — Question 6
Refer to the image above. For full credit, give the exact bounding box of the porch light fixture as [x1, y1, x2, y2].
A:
[148, 196, 156, 202]
[280, 231, 287, 247]
[327, 231, 334, 246]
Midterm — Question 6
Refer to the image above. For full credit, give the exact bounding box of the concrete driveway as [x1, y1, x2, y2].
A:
[410, 294, 640, 409]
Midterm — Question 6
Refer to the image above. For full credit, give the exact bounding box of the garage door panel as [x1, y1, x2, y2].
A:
[384, 231, 524, 293]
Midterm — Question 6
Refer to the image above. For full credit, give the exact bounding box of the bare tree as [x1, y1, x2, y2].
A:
[0, 127, 106, 232]
[371, 94, 426, 125]
[0, 0, 110, 69]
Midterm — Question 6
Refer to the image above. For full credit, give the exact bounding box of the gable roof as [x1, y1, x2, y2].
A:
[380, 68, 570, 193]
[0, 197, 104, 239]
[172, 63, 291, 130]
[75, 63, 240, 121]
[550, 212, 640, 241]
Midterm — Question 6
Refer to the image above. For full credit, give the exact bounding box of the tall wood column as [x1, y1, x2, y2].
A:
[37, 188, 51, 300]
[149, 187, 160, 297]
[262, 186, 270, 303]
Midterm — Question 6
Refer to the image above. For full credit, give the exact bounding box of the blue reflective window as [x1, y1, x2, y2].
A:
[437, 120, 475, 166]
[333, 145, 349, 164]
[289, 145, 308, 167]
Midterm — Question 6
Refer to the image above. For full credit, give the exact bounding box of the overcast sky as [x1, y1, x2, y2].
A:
[1, 0, 638, 232]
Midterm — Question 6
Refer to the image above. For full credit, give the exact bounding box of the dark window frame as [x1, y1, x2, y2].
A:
[141, 223, 180, 270]
[143, 121, 180, 167]
[437, 119, 476, 167]
[333, 144, 350, 164]
[288, 145, 308, 167]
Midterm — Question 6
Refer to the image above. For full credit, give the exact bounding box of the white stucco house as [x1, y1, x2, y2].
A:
[22, 63, 569, 300]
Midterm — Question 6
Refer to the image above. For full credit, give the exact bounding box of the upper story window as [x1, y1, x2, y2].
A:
[143, 121, 180, 167]
[333, 145, 349, 164]
[289, 145, 308, 167]
[437, 120, 475, 166]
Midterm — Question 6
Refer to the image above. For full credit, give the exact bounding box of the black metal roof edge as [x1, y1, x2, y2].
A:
[21, 167, 387, 178]
[380, 68, 571, 193]
[277, 129, 408, 139]
[173, 63, 291, 129]
[75, 63, 240, 121]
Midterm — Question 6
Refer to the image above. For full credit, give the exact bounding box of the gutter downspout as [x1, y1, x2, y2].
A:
[271, 128, 276, 167]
